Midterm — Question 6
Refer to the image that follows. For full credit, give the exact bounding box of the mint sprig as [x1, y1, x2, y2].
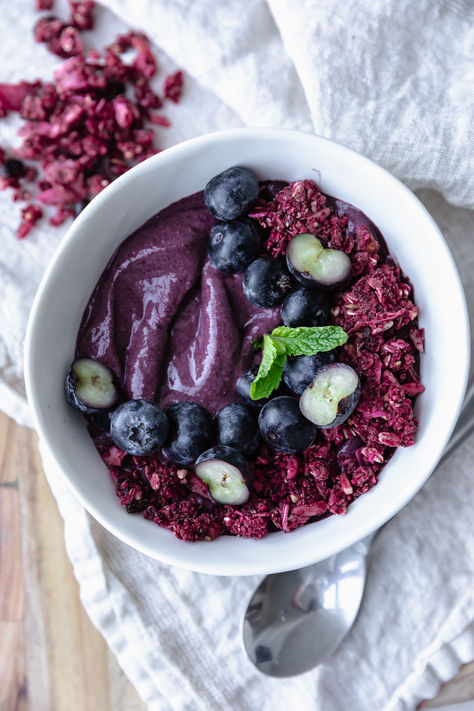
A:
[250, 334, 286, 400]
[250, 325, 348, 400]
[271, 326, 349, 355]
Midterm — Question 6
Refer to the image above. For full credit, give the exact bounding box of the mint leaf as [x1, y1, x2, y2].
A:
[250, 334, 287, 400]
[249, 325, 349, 400]
[271, 325, 348, 356]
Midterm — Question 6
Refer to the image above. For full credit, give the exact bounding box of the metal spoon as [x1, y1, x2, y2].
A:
[242, 382, 474, 678]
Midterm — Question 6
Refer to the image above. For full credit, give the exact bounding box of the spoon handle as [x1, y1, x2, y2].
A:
[439, 380, 474, 465]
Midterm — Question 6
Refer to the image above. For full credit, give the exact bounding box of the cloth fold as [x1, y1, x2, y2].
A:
[1, 0, 474, 709]
[41, 421, 474, 711]
[105, 0, 474, 207]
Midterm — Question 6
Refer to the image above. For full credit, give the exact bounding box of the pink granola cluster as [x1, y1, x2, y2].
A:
[91, 179, 424, 541]
[0, 0, 183, 238]
[250, 179, 348, 258]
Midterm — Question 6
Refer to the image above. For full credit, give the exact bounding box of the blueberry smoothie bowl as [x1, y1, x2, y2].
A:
[65, 165, 424, 542]
[25, 129, 469, 575]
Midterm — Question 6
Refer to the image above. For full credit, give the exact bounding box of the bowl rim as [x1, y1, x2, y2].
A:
[24, 127, 470, 575]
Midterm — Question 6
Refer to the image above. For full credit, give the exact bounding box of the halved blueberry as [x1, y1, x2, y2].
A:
[282, 352, 336, 395]
[65, 357, 118, 414]
[208, 218, 262, 273]
[286, 233, 351, 288]
[204, 166, 259, 221]
[258, 396, 317, 453]
[281, 286, 330, 328]
[299, 363, 361, 428]
[243, 256, 292, 308]
[195, 445, 251, 505]
[110, 399, 169, 456]
[215, 403, 260, 455]
[164, 401, 214, 465]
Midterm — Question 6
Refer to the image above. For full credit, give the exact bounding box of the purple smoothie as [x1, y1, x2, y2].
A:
[76, 191, 281, 413]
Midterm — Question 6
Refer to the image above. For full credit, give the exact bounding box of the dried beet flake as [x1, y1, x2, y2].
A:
[0, 0, 184, 238]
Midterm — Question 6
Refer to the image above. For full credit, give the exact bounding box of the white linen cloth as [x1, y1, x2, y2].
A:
[1, 0, 474, 708]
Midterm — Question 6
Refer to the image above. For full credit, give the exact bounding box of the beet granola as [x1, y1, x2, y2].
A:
[0, 0, 183, 238]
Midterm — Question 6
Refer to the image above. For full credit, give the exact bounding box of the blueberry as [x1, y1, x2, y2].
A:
[236, 365, 282, 407]
[299, 363, 361, 428]
[110, 399, 169, 456]
[259, 180, 288, 202]
[208, 218, 262, 273]
[65, 357, 119, 414]
[204, 166, 259, 221]
[164, 401, 214, 465]
[195, 445, 251, 505]
[281, 286, 330, 328]
[1, 158, 26, 179]
[286, 233, 351, 288]
[282, 352, 336, 395]
[258, 396, 317, 453]
[243, 257, 292, 308]
[215, 403, 260, 455]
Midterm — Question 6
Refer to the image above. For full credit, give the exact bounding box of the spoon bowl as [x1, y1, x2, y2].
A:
[242, 535, 373, 677]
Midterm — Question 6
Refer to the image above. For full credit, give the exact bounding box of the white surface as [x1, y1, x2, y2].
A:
[25, 128, 470, 576]
[1, 0, 473, 709]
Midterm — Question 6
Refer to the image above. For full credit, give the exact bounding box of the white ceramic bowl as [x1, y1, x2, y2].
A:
[24, 128, 470, 576]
